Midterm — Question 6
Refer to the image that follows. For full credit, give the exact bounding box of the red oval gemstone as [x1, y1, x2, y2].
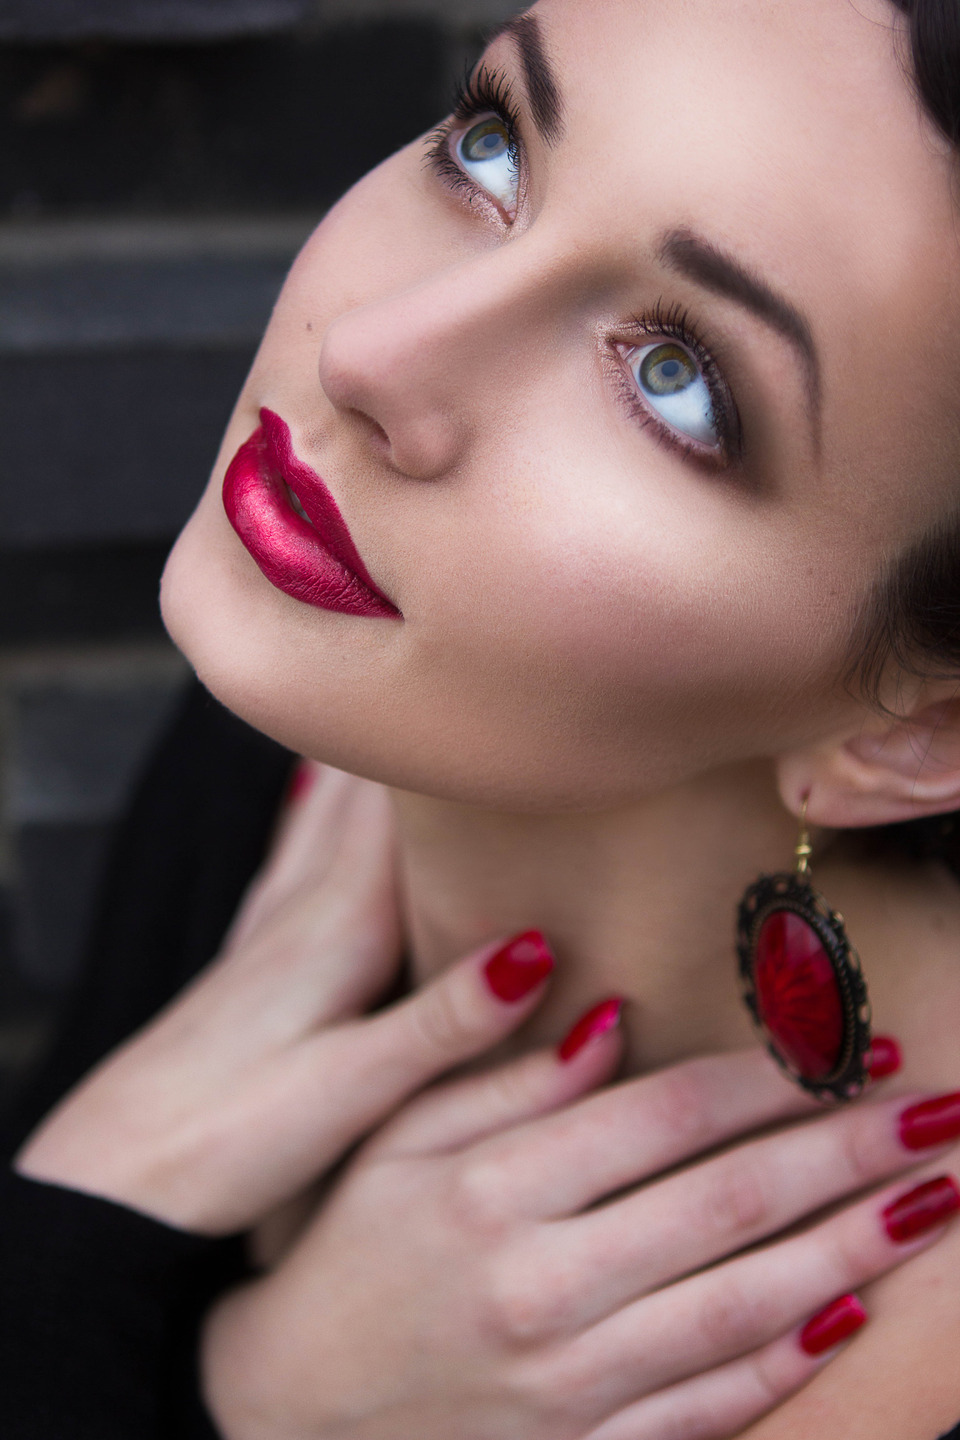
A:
[753, 909, 844, 1080]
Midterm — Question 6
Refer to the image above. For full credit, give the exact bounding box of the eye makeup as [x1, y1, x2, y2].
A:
[425, 58, 744, 468]
[613, 301, 743, 464]
[425, 66, 523, 220]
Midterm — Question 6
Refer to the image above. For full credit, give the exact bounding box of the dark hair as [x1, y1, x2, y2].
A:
[890, 0, 960, 144]
[844, 2, 960, 866]
[861, 0, 960, 680]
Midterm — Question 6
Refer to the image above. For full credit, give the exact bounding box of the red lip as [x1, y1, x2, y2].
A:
[222, 407, 400, 619]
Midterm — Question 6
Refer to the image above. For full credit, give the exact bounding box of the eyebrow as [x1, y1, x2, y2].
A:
[491, 12, 564, 144]
[484, 28, 819, 439]
[660, 228, 821, 428]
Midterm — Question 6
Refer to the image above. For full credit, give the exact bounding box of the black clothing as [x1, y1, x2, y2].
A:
[0, 683, 294, 1438]
[0, 681, 958, 1438]
[0, 1169, 232, 1439]
[1, 683, 293, 1156]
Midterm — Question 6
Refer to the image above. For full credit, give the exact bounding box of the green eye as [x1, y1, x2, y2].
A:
[639, 344, 698, 396]
[627, 340, 719, 447]
[461, 117, 511, 164]
[455, 114, 519, 216]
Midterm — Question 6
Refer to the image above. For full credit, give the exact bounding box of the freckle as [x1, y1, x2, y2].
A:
[306, 321, 313, 331]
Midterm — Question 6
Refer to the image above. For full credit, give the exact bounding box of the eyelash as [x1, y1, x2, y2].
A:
[615, 301, 741, 463]
[424, 66, 522, 215]
[425, 74, 741, 464]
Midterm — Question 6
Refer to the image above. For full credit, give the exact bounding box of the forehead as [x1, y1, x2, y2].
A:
[527, 0, 954, 272]
[517, 0, 960, 508]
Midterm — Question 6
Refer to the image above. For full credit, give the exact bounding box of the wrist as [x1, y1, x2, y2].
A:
[16, 1119, 184, 1230]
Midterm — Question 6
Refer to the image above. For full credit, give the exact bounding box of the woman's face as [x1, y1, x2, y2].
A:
[162, 0, 960, 811]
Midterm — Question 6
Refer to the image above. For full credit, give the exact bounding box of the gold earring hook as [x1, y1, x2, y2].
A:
[794, 793, 813, 878]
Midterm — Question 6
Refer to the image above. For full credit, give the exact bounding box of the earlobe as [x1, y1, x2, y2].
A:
[777, 696, 960, 830]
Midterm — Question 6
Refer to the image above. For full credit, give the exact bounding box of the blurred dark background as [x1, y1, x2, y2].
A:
[0, 0, 520, 1105]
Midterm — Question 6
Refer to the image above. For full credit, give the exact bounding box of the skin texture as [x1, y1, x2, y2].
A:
[163, 0, 959, 811]
[14, 769, 569, 1236]
[155, 0, 960, 1433]
[21, 758, 960, 1440]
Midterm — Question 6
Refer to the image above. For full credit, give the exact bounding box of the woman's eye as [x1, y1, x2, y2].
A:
[625, 341, 719, 448]
[454, 115, 519, 217]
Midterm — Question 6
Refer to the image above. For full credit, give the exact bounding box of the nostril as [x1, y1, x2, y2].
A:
[368, 425, 394, 467]
[347, 407, 391, 458]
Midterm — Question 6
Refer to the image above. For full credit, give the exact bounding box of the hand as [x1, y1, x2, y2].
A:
[202, 1038, 960, 1440]
[14, 764, 557, 1235]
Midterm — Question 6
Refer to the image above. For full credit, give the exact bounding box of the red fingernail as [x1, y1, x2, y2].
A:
[286, 759, 315, 805]
[799, 1294, 867, 1356]
[899, 1092, 960, 1150]
[883, 1175, 960, 1243]
[484, 931, 555, 1002]
[867, 1035, 902, 1080]
[558, 997, 624, 1062]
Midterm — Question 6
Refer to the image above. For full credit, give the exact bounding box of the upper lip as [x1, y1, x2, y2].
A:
[258, 406, 399, 610]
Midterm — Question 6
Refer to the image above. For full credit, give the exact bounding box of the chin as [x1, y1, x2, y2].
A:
[160, 497, 738, 814]
[161, 510, 430, 791]
[161, 514, 355, 762]
[160, 522, 246, 716]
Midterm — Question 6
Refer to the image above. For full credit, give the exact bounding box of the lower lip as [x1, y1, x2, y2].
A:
[222, 425, 399, 619]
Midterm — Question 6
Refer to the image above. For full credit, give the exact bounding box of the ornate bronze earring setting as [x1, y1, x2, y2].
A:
[736, 798, 872, 1103]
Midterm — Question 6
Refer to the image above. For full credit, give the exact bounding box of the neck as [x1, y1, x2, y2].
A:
[390, 761, 800, 1073]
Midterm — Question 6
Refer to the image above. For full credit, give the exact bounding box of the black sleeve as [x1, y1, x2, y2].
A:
[0, 681, 295, 1438]
[2, 680, 295, 1156]
[0, 1168, 236, 1439]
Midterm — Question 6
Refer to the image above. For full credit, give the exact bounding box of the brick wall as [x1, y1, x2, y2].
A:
[0, 0, 522, 1102]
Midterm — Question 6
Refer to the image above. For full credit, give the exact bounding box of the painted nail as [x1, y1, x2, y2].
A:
[867, 1035, 902, 1080]
[899, 1092, 960, 1150]
[558, 997, 624, 1062]
[484, 931, 555, 1002]
[883, 1175, 960, 1243]
[799, 1294, 867, 1356]
[286, 758, 315, 805]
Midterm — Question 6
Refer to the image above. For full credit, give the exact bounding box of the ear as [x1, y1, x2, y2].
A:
[776, 685, 960, 828]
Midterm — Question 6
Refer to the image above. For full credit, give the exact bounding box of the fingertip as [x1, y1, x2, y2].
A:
[867, 1035, 903, 1081]
[882, 1173, 960, 1243]
[557, 996, 625, 1063]
[798, 1293, 867, 1357]
[483, 930, 556, 1003]
[285, 757, 317, 806]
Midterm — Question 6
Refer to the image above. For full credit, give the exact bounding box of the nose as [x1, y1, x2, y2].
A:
[317, 236, 569, 481]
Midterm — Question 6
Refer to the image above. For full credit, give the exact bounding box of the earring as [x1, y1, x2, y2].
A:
[736, 797, 872, 1103]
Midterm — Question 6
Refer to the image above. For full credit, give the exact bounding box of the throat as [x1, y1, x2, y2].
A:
[390, 763, 798, 1074]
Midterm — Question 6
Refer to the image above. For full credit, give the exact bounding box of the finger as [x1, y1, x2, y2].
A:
[583, 1296, 866, 1440]
[374, 997, 625, 1158]
[556, 1170, 959, 1414]
[538, 1090, 955, 1322]
[223, 761, 342, 948]
[295, 932, 559, 1162]
[225, 767, 386, 955]
[465, 1048, 820, 1220]
[205, 777, 400, 1029]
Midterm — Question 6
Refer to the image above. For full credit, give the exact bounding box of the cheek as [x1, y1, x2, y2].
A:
[434, 455, 834, 691]
[159, 142, 870, 809]
[404, 455, 855, 787]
